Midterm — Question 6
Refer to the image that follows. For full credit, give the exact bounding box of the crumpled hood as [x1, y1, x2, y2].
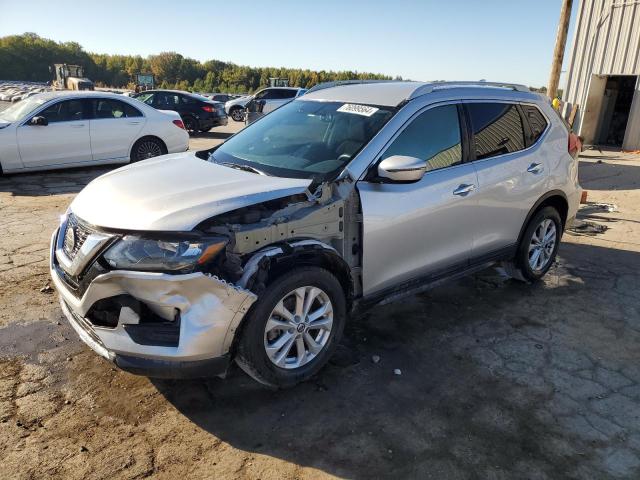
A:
[70, 152, 312, 231]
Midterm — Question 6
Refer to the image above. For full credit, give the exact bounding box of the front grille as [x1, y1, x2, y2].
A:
[63, 214, 95, 258]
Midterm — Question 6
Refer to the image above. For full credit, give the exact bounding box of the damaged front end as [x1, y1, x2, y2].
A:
[50, 171, 362, 379]
[50, 221, 257, 378]
[195, 179, 362, 300]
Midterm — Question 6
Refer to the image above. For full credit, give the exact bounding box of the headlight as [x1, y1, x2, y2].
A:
[103, 235, 227, 272]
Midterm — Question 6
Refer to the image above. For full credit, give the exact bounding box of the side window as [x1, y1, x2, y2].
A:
[521, 105, 548, 146]
[382, 104, 462, 172]
[280, 89, 297, 99]
[136, 92, 155, 105]
[156, 93, 180, 108]
[123, 102, 143, 118]
[38, 99, 86, 123]
[93, 99, 140, 119]
[466, 103, 526, 160]
[257, 89, 275, 100]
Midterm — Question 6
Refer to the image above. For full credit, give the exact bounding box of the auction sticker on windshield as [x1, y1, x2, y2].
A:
[337, 103, 379, 117]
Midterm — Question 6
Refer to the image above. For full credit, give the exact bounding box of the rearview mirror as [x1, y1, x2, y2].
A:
[30, 116, 48, 126]
[377, 155, 426, 182]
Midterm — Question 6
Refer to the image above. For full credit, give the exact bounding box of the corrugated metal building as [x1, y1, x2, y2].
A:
[563, 0, 640, 150]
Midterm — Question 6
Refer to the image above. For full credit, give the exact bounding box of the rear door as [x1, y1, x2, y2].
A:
[464, 101, 550, 261]
[89, 98, 145, 161]
[16, 98, 92, 168]
[358, 103, 479, 295]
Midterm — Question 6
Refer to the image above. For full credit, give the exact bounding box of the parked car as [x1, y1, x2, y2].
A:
[50, 81, 582, 387]
[132, 89, 227, 134]
[0, 91, 188, 174]
[225, 87, 306, 121]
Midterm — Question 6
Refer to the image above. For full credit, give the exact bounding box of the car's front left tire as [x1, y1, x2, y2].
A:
[235, 266, 346, 388]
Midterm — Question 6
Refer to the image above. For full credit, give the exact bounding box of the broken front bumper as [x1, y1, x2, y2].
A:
[49, 228, 256, 378]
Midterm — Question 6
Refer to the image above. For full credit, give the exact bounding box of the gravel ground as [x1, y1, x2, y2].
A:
[1, 125, 640, 479]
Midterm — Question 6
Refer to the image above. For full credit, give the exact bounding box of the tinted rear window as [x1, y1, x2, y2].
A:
[466, 103, 526, 160]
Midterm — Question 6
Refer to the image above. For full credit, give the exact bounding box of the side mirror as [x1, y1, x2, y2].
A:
[377, 155, 426, 183]
[30, 116, 48, 126]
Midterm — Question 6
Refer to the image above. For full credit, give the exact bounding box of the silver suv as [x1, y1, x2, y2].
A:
[50, 81, 582, 387]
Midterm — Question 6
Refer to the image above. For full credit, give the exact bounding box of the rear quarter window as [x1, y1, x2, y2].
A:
[521, 105, 548, 146]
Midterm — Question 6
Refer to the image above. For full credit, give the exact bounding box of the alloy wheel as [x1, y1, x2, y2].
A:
[528, 218, 557, 271]
[263, 286, 334, 369]
[136, 140, 162, 160]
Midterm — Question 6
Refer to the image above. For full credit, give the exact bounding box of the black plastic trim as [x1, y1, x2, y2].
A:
[114, 354, 230, 379]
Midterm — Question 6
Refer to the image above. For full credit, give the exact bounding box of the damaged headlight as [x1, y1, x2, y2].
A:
[103, 235, 227, 272]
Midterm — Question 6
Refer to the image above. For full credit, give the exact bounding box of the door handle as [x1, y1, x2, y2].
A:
[127, 121, 141, 125]
[527, 162, 544, 174]
[453, 184, 476, 196]
[69, 124, 85, 128]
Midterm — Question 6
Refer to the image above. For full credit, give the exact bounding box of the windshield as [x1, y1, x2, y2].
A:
[0, 96, 48, 122]
[211, 100, 394, 181]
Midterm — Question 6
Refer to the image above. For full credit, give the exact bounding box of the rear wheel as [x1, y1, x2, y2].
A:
[182, 115, 199, 134]
[505, 206, 562, 282]
[130, 137, 166, 162]
[236, 267, 346, 388]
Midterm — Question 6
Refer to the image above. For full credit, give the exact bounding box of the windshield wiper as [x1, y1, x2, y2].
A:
[220, 162, 268, 176]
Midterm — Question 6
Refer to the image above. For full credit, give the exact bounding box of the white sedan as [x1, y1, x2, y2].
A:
[0, 91, 189, 174]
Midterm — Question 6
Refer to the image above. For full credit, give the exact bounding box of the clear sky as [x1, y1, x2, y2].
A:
[0, 0, 578, 88]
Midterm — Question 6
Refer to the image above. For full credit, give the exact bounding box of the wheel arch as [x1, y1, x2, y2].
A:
[517, 190, 569, 246]
[228, 240, 354, 359]
[240, 240, 354, 305]
[130, 135, 168, 162]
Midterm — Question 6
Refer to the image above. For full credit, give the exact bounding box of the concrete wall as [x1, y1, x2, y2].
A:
[563, 0, 640, 149]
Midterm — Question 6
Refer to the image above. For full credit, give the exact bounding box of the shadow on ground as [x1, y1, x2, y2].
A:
[579, 158, 640, 191]
[153, 241, 640, 479]
[0, 165, 111, 196]
[190, 131, 234, 141]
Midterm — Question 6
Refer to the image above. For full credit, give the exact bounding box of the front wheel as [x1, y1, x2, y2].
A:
[505, 206, 562, 282]
[230, 106, 245, 122]
[236, 267, 346, 388]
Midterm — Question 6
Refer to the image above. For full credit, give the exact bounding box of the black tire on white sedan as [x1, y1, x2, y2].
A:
[130, 137, 167, 162]
[236, 266, 346, 388]
[506, 206, 562, 282]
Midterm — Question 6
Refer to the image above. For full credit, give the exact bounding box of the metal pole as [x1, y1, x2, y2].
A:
[548, 0, 574, 99]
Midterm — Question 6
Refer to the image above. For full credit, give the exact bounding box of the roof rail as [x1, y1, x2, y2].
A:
[409, 81, 530, 99]
[305, 79, 397, 94]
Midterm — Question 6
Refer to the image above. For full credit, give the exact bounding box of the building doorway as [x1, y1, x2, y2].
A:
[594, 75, 637, 147]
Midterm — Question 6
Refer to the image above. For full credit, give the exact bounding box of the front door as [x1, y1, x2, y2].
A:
[17, 99, 92, 168]
[358, 103, 478, 296]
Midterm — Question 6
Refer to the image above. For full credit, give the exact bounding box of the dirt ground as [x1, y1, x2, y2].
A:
[1, 127, 640, 479]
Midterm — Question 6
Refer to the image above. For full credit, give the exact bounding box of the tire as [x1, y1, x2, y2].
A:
[506, 206, 562, 282]
[236, 266, 346, 388]
[200, 127, 212, 133]
[182, 115, 199, 134]
[230, 106, 244, 122]
[130, 137, 167, 162]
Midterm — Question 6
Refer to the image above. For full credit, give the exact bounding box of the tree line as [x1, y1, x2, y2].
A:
[0, 33, 395, 93]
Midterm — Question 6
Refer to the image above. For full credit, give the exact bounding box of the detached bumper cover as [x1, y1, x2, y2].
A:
[50, 229, 257, 377]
